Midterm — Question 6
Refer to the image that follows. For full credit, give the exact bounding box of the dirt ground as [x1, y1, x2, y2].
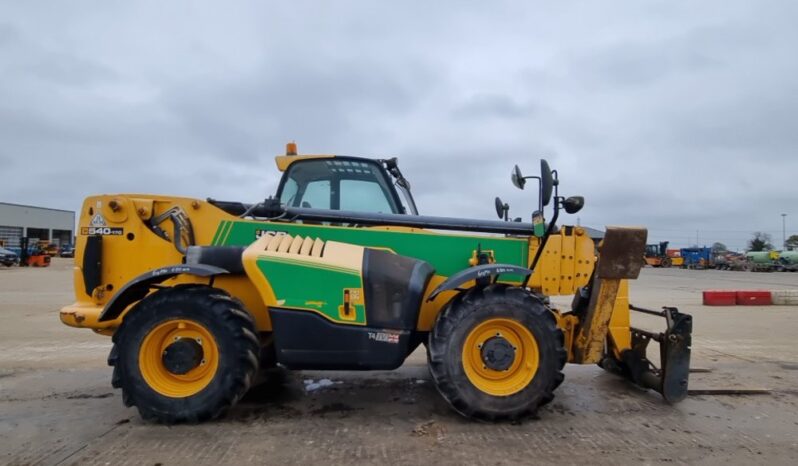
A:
[2, 259, 798, 465]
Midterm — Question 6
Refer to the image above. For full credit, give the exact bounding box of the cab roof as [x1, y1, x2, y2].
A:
[274, 142, 336, 172]
[275, 154, 336, 172]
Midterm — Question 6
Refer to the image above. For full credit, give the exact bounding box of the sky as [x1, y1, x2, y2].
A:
[0, 1, 796, 251]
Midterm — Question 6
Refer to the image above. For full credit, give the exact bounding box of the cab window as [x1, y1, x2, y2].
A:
[340, 179, 393, 212]
[301, 180, 331, 209]
[278, 158, 400, 214]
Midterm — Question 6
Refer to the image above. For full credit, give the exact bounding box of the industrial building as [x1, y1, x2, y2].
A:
[584, 226, 605, 244]
[0, 202, 75, 248]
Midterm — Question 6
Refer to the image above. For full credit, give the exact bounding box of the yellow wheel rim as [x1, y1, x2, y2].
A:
[462, 317, 539, 396]
[138, 319, 219, 398]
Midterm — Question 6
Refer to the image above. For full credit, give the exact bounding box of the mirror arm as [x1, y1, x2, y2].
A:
[522, 196, 561, 289]
[552, 170, 559, 199]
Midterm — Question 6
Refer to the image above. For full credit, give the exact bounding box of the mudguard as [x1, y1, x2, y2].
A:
[427, 263, 532, 301]
[97, 264, 228, 322]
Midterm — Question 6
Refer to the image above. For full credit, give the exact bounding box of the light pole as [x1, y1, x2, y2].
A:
[783, 213, 787, 250]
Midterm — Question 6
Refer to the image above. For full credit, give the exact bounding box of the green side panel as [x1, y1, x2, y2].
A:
[256, 256, 366, 325]
[219, 220, 233, 245]
[220, 221, 528, 277]
[211, 220, 228, 246]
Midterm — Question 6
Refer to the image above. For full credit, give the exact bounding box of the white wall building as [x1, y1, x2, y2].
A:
[0, 202, 75, 247]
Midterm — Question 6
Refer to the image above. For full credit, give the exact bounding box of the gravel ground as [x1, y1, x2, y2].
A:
[1, 259, 797, 465]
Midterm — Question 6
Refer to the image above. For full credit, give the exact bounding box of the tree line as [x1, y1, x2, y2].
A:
[709, 233, 798, 253]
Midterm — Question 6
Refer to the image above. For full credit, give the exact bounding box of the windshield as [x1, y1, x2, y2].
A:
[278, 158, 402, 214]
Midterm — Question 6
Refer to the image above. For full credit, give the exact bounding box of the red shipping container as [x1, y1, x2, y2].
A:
[703, 290, 737, 306]
[736, 290, 772, 306]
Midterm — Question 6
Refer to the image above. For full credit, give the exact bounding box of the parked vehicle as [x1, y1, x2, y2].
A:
[746, 251, 779, 272]
[714, 252, 748, 271]
[644, 241, 683, 267]
[0, 247, 19, 267]
[776, 251, 798, 272]
[680, 247, 714, 269]
[60, 245, 75, 258]
[18, 238, 51, 267]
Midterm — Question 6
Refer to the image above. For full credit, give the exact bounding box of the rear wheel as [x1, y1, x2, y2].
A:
[109, 285, 259, 423]
[428, 286, 566, 421]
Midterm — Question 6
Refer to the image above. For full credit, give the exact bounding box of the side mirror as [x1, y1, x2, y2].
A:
[511, 165, 525, 189]
[540, 159, 553, 207]
[562, 196, 584, 214]
[494, 197, 508, 220]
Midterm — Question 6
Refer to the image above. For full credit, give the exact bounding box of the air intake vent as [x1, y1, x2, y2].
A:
[258, 232, 325, 257]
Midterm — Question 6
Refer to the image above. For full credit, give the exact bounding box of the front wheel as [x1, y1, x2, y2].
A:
[427, 286, 566, 421]
[110, 285, 259, 423]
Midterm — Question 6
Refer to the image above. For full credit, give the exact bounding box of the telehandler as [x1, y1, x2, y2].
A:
[60, 143, 692, 423]
[644, 241, 683, 268]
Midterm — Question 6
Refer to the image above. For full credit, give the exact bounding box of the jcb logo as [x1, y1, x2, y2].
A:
[80, 227, 124, 236]
[255, 229, 287, 239]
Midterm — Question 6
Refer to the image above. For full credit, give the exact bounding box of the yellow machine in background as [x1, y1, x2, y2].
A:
[644, 242, 684, 267]
[60, 144, 692, 423]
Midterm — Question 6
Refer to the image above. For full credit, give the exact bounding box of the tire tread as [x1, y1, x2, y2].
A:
[109, 285, 259, 423]
[428, 285, 566, 421]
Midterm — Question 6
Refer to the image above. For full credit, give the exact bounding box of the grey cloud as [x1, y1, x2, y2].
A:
[161, 57, 432, 163]
[453, 94, 539, 119]
[0, 22, 18, 45]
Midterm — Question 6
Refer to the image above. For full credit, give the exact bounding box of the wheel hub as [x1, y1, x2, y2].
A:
[162, 338, 204, 375]
[480, 336, 516, 371]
